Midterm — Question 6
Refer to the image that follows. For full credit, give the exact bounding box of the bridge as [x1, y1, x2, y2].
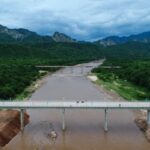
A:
[36, 65, 99, 76]
[0, 101, 150, 132]
[36, 65, 95, 68]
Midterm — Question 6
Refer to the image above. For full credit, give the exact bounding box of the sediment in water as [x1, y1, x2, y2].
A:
[0, 110, 29, 147]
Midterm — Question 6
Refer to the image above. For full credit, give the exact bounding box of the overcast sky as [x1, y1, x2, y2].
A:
[0, 0, 150, 41]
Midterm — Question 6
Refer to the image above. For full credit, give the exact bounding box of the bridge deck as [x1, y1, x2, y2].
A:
[0, 101, 150, 109]
[36, 65, 92, 68]
[1, 101, 150, 131]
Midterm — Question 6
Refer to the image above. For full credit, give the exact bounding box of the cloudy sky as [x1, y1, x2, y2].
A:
[0, 0, 150, 41]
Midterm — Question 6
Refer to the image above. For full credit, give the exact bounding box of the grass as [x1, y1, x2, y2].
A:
[15, 91, 30, 101]
[94, 73, 150, 101]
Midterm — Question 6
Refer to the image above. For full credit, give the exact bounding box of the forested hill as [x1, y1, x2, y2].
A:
[1, 41, 150, 65]
[103, 42, 150, 59]
[1, 24, 150, 62]
[0, 43, 103, 65]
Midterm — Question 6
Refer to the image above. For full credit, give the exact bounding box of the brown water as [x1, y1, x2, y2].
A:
[3, 61, 150, 150]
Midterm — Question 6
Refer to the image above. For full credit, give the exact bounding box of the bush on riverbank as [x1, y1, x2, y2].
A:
[0, 65, 39, 99]
[92, 60, 150, 100]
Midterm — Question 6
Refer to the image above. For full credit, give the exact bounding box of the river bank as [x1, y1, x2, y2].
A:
[87, 74, 150, 142]
[0, 70, 56, 148]
[15, 69, 59, 101]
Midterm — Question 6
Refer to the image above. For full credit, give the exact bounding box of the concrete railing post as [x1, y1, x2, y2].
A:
[20, 109, 24, 131]
[147, 110, 150, 127]
[104, 109, 108, 132]
[62, 108, 66, 131]
[81, 66, 84, 74]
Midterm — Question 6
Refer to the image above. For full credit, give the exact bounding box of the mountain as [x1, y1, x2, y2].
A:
[52, 32, 76, 43]
[0, 24, 77, 44]
[0, 24, 54, 44]
[2, 23, 150, 46]
[0, 25, 76, 43]
[95, 31, 150, 46]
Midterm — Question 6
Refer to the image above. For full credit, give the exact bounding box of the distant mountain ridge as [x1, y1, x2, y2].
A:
[1, 24, 150, 63]
[1, 24, 150, 46]
[0, 24, 75, 43]
[95, 31, 150, 46]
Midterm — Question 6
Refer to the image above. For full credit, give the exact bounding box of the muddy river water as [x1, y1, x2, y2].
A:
[3, 60, 150, 150]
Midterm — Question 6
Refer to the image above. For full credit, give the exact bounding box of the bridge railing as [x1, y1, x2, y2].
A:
[0, 101, 150, 109]
[0, 101, 150, 132]
[36, 65, 98, 76]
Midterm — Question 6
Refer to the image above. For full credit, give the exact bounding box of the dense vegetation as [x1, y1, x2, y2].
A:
[102, 42, 150, 59]
[0, 65, 39, 99]
[1, 40, 150, 100]
[0, 42, 104, 99]
[92, 59, 150, 100]
[0, 43, 103, 65]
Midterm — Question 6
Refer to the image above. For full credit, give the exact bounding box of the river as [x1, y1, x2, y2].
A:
[3, 60, 150, 150]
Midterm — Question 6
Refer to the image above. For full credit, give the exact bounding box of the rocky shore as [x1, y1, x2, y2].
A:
[135, 114, 150, 142]
[0, 110, 29, 147]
